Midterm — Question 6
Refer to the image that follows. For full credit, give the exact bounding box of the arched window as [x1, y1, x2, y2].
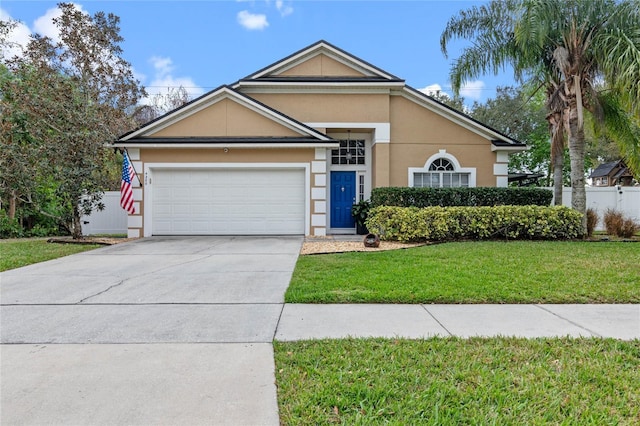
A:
[409, 151, 476, 188]
[429, 158, 454, 171]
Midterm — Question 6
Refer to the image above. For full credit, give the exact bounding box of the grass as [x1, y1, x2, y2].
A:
[287, 241, 640, 304]
[274, 338, 640, 425]
[0, 239, 102, 272]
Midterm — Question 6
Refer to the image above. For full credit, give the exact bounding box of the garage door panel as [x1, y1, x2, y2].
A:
[152, 168, 305, 235]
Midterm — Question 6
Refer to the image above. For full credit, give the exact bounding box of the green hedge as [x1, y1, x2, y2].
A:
[366, 205, 583, 242]
[370, 187, 553, 207]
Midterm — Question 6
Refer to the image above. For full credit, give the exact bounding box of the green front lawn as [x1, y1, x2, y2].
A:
[287, 241, 640, 304]
[0, 239, 102, 272]
[275, 338, 640, 425]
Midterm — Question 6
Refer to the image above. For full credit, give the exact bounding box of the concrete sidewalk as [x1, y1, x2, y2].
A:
[275, 303, 640, 341]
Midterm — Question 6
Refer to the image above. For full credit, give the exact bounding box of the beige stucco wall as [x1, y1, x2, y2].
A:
[388, 96, 497, 187]
[243, 93, 498, 187]
[248, 93, 390, 123]
[152, 99, 300, 138]
[390, 96, 487, 144]
[280, 54, 366, 77]
[372, 143, 390, 188]
[140, 147, 314, 164]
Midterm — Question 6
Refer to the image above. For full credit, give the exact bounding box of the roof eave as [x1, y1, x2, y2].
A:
[491, 144, 528, 152]
[112, 141, 340, 149]
[113, 137, 339, 149]
[234, 80, 406, 90]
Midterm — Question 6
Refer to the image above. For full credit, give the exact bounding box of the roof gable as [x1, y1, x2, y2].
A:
[278, 53, 368, 78]
[152, 98, 304, 138]
[119, 86, 331, 142]
[243, 40, 402, 81]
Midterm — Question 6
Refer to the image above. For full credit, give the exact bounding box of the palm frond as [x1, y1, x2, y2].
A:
[597, 91, 640, 177]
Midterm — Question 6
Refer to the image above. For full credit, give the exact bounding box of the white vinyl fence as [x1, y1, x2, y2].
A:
[81, 191, 127, 236]
[550, 186, 640, 230]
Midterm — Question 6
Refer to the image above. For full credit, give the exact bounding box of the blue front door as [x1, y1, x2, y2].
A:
[331, 171, 356, 228]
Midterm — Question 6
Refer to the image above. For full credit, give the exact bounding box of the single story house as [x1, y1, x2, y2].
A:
[114, 40, 526, 238]
[589, 160, 635, 187]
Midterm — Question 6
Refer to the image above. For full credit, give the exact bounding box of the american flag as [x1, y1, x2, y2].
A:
[120, 151, 136, 214]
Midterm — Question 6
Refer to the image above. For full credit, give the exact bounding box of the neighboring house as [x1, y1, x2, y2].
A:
[114, 40, 526, 238]
[589, 160, 635, 187]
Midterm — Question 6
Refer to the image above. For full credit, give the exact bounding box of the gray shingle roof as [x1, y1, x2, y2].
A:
[589, 160, 623, 178]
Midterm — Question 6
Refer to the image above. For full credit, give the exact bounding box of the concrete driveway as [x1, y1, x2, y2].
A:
[1, 236, 302, 425]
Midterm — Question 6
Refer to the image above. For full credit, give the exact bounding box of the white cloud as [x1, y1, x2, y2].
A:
[141, 55, 204, 104]
[459, 80, 485, 100]
[32, 6, 63, 42]
[150, 56, 174, 78]
[0, 8, 32, 59]
[418, 84, 447, 97]
[275, 0, 294, 17]
[237, 10, 269, 30]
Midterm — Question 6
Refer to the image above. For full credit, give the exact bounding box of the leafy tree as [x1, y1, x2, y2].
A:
[441, 0, 640, 233]
[426, 90, 467, 112]
[0, 65, 42, 221]
[1, 3, 145, 238]
[470, 86, 556, 184]
[132, 86, 191, 126]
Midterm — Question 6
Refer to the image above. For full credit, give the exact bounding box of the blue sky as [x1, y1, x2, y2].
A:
[1, 1, 516, 105]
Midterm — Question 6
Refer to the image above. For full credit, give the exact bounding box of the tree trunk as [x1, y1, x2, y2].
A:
[552, 150, 564, 206]
[567, 106, 587, 237]
[8, 190, 17, 220]
[547, 110, 565, 206]
[71, 205, 83, 240]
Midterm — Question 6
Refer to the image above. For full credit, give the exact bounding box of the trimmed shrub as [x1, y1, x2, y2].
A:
[586, 208, 599, 237]
[366, 205, 583, 242]
[370, 187, 553, 208]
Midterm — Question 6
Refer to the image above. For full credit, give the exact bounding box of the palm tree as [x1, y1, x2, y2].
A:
[518, 0, 640, 231]
[441, 0, 640, 233]
[546, 80, 567, 205]
[441, 0, 568, 205]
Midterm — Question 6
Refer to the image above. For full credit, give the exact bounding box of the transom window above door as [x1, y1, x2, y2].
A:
[331, 139, 366, 165]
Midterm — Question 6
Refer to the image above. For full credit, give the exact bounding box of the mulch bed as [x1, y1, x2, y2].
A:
[47, 237, 138, 246]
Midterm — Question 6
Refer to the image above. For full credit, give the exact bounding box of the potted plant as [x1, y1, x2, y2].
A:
[351, 199, 371, 235]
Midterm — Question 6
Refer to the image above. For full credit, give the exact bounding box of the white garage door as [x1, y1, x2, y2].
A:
[152, 168, 305, 235]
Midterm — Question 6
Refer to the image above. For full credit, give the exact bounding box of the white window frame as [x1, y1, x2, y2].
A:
[408, 150, 476, 188]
